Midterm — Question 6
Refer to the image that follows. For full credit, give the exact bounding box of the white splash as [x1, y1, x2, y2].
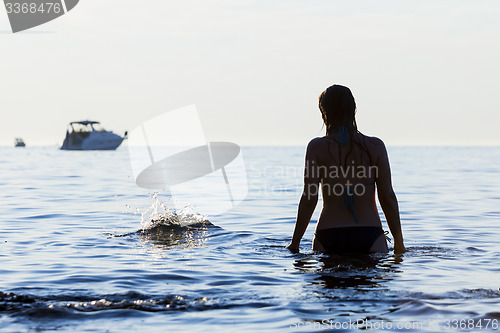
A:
[139, 193, 209, 230]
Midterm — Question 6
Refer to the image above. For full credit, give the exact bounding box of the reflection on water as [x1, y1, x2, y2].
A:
[0, 291, 207, 316]
[111, 219, 216, 251]
[317, 254, 403, 291]
[292, 252, 404, 291]
[139, 223, 215, 250]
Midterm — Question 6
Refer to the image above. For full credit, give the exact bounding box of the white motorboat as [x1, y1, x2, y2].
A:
[14, 138, 26, 147]
[60, 121, 125, 150]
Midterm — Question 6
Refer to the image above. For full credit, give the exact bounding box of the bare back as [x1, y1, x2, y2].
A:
[304, 133, 389, 230]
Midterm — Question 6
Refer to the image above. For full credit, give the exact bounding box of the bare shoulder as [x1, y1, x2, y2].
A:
[357, 134, 388, 160]
[361, 134, 386, 148]
[306, 137, 327, 152]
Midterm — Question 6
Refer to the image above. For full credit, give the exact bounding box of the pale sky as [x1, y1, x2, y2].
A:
[1, 0, 499, 146]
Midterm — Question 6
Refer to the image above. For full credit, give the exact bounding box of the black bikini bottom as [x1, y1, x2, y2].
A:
[315, 226, 384, 254]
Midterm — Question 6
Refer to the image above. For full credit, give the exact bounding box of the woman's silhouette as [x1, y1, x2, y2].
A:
[286, 85, 405, 254]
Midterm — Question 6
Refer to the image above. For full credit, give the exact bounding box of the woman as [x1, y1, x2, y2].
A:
[286, 85, 405, 254]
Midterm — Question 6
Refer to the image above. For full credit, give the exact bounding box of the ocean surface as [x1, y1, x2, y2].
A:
[1, 145, 500, 332]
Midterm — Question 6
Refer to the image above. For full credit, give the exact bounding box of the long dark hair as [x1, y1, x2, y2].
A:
[319, 85, 357, 136]
[319, 84, 372, 167]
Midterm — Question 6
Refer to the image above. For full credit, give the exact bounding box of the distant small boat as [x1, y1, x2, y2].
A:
[14, 138, 26, 147]
[60, 121, 125, 151]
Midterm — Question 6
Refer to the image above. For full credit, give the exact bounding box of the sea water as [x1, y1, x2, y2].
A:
[1, 146, 499, 332]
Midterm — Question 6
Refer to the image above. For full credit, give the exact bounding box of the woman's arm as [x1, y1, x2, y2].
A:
[286, 190, 319, 253]
[286, 140, 320, 253]
[375, 140, 405, 254]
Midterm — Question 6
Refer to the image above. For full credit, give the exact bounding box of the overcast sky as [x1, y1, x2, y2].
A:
[1, 0, 499, 146]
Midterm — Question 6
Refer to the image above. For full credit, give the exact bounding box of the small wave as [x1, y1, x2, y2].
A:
[456, 288, 500, 299]
[392, 288, 500, 301]
[0, 291, 275, 319]
[403, 246, 464, 258]
[484, 312, 500, 319]
[0, 291, 198, 317]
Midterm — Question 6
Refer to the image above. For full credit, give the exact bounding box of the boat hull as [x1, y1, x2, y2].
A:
[60, 131, 124, 150]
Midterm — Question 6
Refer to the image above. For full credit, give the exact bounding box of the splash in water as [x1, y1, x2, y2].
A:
[138, 193, 210, 230]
